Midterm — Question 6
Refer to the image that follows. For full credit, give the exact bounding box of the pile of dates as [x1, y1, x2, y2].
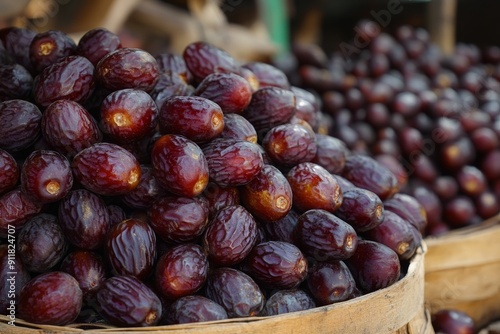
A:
[0, 26, 425, 328]
[289, 22, 500, 236]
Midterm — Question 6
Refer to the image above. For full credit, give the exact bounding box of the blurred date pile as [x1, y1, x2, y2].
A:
[0, 25, 430, 330]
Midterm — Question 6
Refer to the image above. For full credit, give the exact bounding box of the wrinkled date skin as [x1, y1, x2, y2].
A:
[306, 261, 356, 306]
[34, 56, 95, 108]
[21, 150, 73, 203]
[345, 240, 401, 293]
[242, 87, 296, 137]
[364, 211, 419, 260]
[95, 275, 162, 327]
[311, 134, 348, 174]
[155, 53, 191, 83]
[106, 218, 157, 280]
[76, 28, 122, 66]
[261, 289, 316, 316]
[287, 162, 343, 213]
[18, 272, 83, 326]
[342, 154, 399, 201]
[0, 27, 36, 71]
[182, 41, 241, 83]
[243, 62, 290, 89]
[0, 149, 19, 195]
[41, 100, 101, 158]
[0, 99, 42, 152]
[335, 188, 384, 233]
[58, 189, 110, 250]
[151, 134, 209, 197]
[159, 96, 224, 143]
[121, 165, 166, 210]
[72, 142, 141, 196]
[383, 193, 427, 233]
[165, 295, 228, 324]
[219, 113, 258, 143]
[17, 213, 68, 273]
[29, 30, 76, 73]
[96, 48, 159, 93]
[263, 123, 317, 167]
[241, 241, 308, 289]
[155, 243, 208, 300]
[240, 164, 293, 222]
[148, 196, 209, 243]
[203, 205, 258, 266]
[204, 267, 265, 318]
[201, 181, 240, 219]
[100, 89, 158, 143]
[59, 250, 107, 301]
[202, 138, 264, 187]
[0, 188, 42, 237]
[263, 210, 300, 243]
[0, 64, 33, 102]
[194, 72, 253, 114]
[295, 209, 358, 262]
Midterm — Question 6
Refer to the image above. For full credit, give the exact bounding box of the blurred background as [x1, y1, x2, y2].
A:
[0, 0, 498, 61]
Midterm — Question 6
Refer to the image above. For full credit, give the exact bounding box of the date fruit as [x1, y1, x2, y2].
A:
[306, 261, 356, 306]
[17, 213, 68, 273]
[154, 243, 208, 300]
[261, 289, 316, 316]
[240, 164, 293, 222]
[106, 218, 156, 280]
[204, 267, 264, 318]
[345, 240, 400, 293]
[295, 209, 358, 261]
[151, 134, 209, 197]
[165, 295, 228, 324]
[21, 150, 73, 203]
[18, 271, 82, 326]
[95, 275, 161, 327]
[72, 142, 141, 196]
[287, 162, 343, 213]
[148, 196, 209, 243]
[242, 240, 308, 289]
[203, 205, 257, 266]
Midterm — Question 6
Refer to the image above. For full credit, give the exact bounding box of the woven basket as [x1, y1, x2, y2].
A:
[0, 247, 431, 334]
[425, 214, 500, 329]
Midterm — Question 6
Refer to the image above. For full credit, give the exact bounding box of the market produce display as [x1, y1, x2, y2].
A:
[287, 22, 500, 236]
[0, 26, 428, 328]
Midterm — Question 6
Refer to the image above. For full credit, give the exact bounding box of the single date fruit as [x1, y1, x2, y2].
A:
[0, 99, 42, 152]
[165, 295, 228, 324]
[241, 241, 308, 289]
[96, 48, 159, 93]
[203, 205, 257, 266]
[18, 271, 82, 326]
[17, 213, 68, 273]
[151, 134, 209, 197]
[295, 209, 358, 261]
[106, 218, 157, 280]
[204, 267, 264, 318]
[306, 260, 356, 306]
[261, 289, 316, 316]
[345, 240, 401, 293]
[95, 275, 162, 327]
[72, 142, 141, 196]
[154, 243, 208, 300]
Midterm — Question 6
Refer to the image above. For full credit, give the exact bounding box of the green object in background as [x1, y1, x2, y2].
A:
[257, 0, 290, 60]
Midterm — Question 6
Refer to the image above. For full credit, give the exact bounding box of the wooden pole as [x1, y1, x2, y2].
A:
[427, 0, 457, 55]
